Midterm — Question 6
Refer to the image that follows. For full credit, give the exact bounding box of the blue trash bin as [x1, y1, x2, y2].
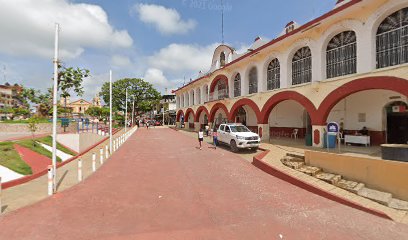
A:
[327, 133, 337, 148]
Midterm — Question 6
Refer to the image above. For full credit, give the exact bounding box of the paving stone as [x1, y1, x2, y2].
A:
[281, 155, 305, 163]
[297, 166, 321, 176]
[286, 153, 305, 160]
[388, 198, 408, 211]
[336, 179, 365, 194]
[281, 161, 304, 170]
[357, 187, 393, 205]
[315, 172, 342, 185]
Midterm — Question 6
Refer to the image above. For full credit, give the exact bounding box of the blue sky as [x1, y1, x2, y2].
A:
[0, 0, 336, 101]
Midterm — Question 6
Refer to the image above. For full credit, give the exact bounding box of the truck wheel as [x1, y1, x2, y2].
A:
[230, 140, 238, 153]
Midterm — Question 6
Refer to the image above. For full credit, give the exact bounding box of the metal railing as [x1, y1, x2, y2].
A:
[376, 25, 408, 69]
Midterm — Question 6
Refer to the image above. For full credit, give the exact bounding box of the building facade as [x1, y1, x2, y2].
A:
[174, 0, 408, 147]
[0, 83, 23, 109]
[60, 94, 102, 116]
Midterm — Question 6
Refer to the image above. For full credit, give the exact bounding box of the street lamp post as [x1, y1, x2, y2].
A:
[125, 88, 128, 132]
[131, 97, 135, 127]
[109, 70, 112, 153]
[51, 23, 59, 193]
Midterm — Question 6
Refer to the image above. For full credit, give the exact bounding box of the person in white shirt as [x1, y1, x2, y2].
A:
[198, 128, 204, 150]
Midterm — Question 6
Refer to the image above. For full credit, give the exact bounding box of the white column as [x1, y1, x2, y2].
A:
[357, 28, 376, 73]
[258, 124, 270, 142]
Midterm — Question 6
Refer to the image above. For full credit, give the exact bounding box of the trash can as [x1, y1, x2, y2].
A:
[305, 133, 312, 146]
[327, 133, 337, 148]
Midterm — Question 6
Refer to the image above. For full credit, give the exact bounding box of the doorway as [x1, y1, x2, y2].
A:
[386, 101, 408, 144]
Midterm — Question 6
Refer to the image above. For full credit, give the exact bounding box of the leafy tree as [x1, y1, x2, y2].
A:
[27, 116, 40, 146]
[58, 66, 90, 117]
[99, 78, 161, 118]
[85, 106, 102, 118]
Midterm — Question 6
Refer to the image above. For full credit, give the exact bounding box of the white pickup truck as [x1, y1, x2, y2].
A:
[217, 123, 261, 152]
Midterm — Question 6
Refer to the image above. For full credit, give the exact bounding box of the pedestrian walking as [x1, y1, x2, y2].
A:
[212, 127, 218, 149]
[198, 128, 204, 150]
[205, 124, 209, 136]
[146, 121, 149, 130]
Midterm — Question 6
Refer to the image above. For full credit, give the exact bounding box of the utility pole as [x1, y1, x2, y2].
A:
[109, 70, 112, 153]
[51, 23, 59, 193]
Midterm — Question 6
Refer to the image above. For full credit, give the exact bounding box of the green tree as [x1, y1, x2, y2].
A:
[85, 106, 102, 118]
[99, 78, 161, 117]
[27, 116, 40, 146]
[58, 66, 90, 118]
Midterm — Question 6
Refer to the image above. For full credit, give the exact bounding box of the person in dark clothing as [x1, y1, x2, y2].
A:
[359, 126, 368, 136]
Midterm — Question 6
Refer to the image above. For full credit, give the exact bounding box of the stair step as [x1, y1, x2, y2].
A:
[315, 172, 342, 185]
[297, 166, 321, 176]
[282, 161, 304, 170]
[336, 179, 365, 194]
[281, 156, 305, 163]
[357, 187, 392, 205]
[286, 153, 305, 160]
[388, 198, 408, 211]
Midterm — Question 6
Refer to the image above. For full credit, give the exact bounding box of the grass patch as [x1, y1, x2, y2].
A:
[0, 119, 53, 124]
[16, 139, 62, 163]
[0, 142, 32, 175]
[36, 136, 76, 156]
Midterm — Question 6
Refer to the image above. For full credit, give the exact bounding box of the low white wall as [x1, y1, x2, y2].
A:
[57, 132, 105, 153]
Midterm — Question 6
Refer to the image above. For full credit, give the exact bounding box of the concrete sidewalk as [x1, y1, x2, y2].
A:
[1, 128, 130, 214]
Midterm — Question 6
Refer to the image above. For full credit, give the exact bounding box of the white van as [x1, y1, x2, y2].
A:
[217, 123, 260, 152]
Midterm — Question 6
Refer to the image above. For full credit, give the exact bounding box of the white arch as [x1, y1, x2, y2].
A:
[283, 38, 317, 87]
[365, 0, 408, 71]
[318, 19, 364, 78]
[261, 51, 283, 91]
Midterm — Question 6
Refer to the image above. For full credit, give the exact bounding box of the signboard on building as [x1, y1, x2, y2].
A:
[327, 122, 339, 134]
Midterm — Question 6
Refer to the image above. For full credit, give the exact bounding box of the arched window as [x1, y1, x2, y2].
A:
[267, 58, 280, 90]
[326, 31, 357, 78]
[248, 67, 258, 94]
[292, 47, 312, 85]
[220, 52, 226, 67]
[217, 79, 228, 99]
[234, 73, 241, 97]
[376, 7, 408, 69]
[197, 88, 201, 104]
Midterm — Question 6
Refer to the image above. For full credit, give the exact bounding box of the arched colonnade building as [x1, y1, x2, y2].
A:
[174, 0, 408, 147]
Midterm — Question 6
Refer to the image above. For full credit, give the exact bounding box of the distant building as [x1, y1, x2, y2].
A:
[60, 94, 102, 117]
[0, 83, 23, 109]
[155, 90, 176, 125]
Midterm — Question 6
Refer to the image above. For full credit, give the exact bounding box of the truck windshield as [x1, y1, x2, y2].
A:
[230, 125, 250, 132]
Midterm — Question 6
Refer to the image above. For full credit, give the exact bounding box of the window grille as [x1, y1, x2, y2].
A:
[326, 31, 357, 78]
[292, 47, 312, 85]
[376, 7, 408, 69]
[248, 67, 258, 94]
[267, 58, 280, 90]
[234, 73, 241, 97]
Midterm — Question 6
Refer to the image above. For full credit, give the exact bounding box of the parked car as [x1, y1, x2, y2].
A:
[217, 123, 260, 152]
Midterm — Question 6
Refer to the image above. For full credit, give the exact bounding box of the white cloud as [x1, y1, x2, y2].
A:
[111, 55, 132, 67]
[135, 4, 196, 35]
[148, 43, 219, 74]
[0, 0, 133, 59]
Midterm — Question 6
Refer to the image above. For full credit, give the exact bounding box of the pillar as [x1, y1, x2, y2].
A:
[312, 125, 325, 148]
[258, 124, 270, 142]
[194, 122, 200, 132]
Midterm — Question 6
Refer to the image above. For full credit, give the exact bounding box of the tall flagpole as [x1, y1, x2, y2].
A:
[109, 70, 113, 153]
[125, 88, 128, 132]
[52, 23, 59, 193]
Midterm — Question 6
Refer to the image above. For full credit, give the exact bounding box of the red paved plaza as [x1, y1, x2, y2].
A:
[0, 128, 407, 239]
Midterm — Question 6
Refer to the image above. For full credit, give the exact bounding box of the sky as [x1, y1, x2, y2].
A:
[0, 0, 337, 101]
